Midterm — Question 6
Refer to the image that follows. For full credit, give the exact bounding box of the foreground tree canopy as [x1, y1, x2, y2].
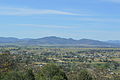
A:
[36, 64, 68, 80]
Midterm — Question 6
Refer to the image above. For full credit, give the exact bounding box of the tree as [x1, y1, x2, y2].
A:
[24, 69, 35, 80]
[1, 69, 35, 80]
[2, 71, 24, 80]
[68, 69, 93, 80]
[36, 64, 68, 80]
[78, 70, 93, 80]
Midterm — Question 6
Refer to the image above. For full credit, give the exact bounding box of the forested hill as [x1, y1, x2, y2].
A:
[0, 36, 119, 47]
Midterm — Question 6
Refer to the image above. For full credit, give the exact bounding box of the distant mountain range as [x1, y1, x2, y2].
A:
[106, 40, 120, 44]
[0, 36, 119, 47]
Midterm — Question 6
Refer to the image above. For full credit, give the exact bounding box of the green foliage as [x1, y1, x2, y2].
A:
[2, 71, 24, 80]
[24, 69, 35, 80]
[1, 47, 120, 80]
[1, 69, 35, 80]
[68, 69, 93, 80]
[36, 64, 68, 80]
[78, 70, 93, 80]
[94, 61, 120, 70]
[0, 50, 15, 73]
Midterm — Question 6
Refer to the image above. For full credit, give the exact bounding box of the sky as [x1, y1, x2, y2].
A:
[0, 0, 120, 41]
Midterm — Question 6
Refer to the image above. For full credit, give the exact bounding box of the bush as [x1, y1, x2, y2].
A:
[36, 64, 68, 80]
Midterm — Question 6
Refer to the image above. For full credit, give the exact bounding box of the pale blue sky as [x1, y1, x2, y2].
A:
[0, 0, 120, 40]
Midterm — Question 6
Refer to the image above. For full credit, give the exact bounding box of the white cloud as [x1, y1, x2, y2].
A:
[69, 17, 120, 22]
[15, 24, 76, 28]
[0, 7, 82, 16]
